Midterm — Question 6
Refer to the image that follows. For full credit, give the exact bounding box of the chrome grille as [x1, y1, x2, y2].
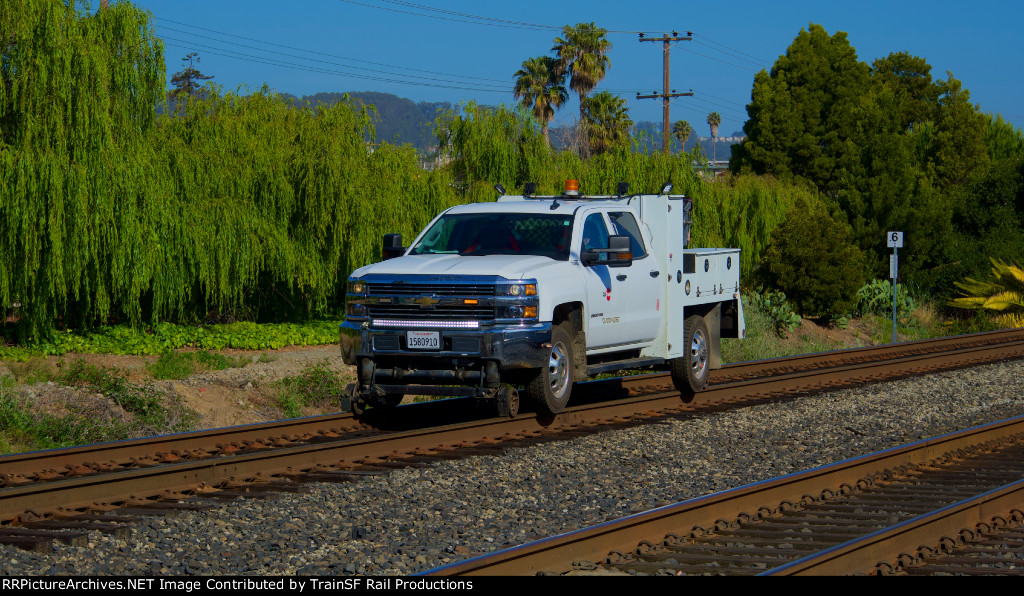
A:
[367, 283, 496, 296]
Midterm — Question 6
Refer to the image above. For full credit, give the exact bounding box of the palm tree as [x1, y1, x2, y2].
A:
[707, 112, 721, 161]
[552, 22, 612, 153]
[583, 91, 633, 154]
[513, 56, 568, 147]
[672, 120, 692, 152]
[949, 258, 1024, 328]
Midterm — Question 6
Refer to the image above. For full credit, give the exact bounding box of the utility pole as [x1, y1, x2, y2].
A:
[638, 32, 693, 153]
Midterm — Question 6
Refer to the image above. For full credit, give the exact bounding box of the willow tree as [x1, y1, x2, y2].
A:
[1, 0, 165, 338]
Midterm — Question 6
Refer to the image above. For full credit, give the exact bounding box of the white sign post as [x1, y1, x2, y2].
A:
[887, 232, 903, 344]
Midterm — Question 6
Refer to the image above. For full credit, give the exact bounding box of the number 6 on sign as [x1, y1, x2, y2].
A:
[887, 231, 903, 248]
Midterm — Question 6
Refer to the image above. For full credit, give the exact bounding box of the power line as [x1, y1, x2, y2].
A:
[338, 0, 660, 35]
[637, 33, 694, 153]
[678, 46, 761, 72]
[696, 91, 749, 109]
[692, 33, 771, 66]
[674, 94, 746, 120]
[154, 9, 763, 126]
[155, 17, 511, 86]
[160, 38, 510, 93]
[337, 0, 559, 31]
[160, 28, 508, 90]
[693, 39, 769, 68]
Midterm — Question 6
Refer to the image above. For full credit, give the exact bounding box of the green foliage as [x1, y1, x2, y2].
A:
[168, 52, 213, 106]
[672, 120, 692, 152]
[4, 357, 59, 384]
[759, 200, 868, 318]
[1, 0, 164, 340]
[276, 360, 346, 418]
[0, 320, 341, 360]
[730, 23, 994, 293]
[583, 91, 633, 155]
[552, 22, 612, 116]
[695, 174, 818, 277]
[0, 3, 833, 342]
[514, 56, 567, 146]
[0, 377, 128, 451]
[745, 289, 802, 337]
[854, 280, 917, 318]
[721, 296, 838, 362]
[948, 258, 1024, 328]
[303, 92, 451, 151]
[730, 24, 870, 191]
[59, 359, 196, 434]
[147, 349, 247, 380]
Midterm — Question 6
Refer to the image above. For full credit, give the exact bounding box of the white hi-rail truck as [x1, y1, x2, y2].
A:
[341, 180, 744, 417]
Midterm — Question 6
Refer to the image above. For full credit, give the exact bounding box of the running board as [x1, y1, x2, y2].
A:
[586, 357, 665, 377]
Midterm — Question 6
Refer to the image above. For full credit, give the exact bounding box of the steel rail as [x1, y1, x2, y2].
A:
[712, 328, 1024, 379]
[423, 416, 1024, 576]
[2, 333, 1023, 524]
[3, 329, 1021, 480]
[764, 479, 1024, 575]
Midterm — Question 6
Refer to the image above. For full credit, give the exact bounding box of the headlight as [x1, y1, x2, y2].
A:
[500, 283, 537, 296]
[502, 305, 538, 320]
[348, 280, 366, 295]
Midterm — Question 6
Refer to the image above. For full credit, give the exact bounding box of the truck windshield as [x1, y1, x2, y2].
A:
[409, 213, 574, 260]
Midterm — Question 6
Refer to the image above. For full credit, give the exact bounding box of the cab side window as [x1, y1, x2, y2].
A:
[608, 212, 648, 258]
[581, 213, 610, 255]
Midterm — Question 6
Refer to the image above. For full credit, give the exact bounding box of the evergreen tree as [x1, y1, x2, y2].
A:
[169, 52, 213, 107]
[729, 23, 992, 288]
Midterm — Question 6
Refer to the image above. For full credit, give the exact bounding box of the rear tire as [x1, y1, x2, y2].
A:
[671, 315, 710, 394]
[524, 323, 574, 414]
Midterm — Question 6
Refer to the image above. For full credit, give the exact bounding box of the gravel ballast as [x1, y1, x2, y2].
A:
[4, 359, 1024, 575]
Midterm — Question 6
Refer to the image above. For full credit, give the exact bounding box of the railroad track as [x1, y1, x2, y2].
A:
[425, 415, 1024, 576]
[2, 329, 1024, 552]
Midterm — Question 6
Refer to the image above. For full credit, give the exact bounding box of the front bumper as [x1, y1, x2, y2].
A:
[339, 320, 552, 370]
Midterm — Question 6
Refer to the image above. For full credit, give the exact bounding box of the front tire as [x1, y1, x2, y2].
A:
[524, 323, 574, 414]
[671, 315, 710, 394]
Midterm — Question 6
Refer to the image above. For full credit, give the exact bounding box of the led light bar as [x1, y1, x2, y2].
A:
[372, 319, 480, 329]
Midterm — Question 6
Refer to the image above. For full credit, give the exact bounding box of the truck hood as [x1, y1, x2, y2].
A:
[351, 254, 564, 280]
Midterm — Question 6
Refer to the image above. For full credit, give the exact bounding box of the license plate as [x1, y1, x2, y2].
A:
[407, 331, 440, 350]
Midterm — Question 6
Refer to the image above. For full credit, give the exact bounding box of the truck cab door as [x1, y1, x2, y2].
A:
[608, 211, 662, 344]
[578, 212, 628, 349]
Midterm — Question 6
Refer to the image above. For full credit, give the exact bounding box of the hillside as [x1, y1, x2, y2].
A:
[292, 91, 451, 151]
[290, 91, 743, 159]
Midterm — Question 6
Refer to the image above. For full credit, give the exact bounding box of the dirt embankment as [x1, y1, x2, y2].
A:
[1, 316, 883, 436]
[1, 345, 357, 432]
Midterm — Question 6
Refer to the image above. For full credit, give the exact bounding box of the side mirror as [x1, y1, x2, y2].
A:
[382, 233, 405, 260]
[582, 235, 633, 268]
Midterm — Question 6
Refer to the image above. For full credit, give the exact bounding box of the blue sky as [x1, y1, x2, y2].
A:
[124, 0, 1024, 137]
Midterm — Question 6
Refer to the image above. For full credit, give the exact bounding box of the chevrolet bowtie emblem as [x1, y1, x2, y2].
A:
[413, 295, 440, 309]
